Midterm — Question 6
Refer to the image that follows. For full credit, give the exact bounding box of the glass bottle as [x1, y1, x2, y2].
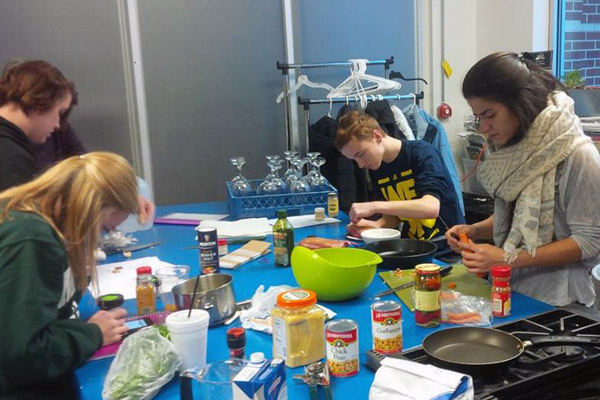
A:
[491, 264, 511, 317]
[327, 192, 339, 218]
[272, 289, 325, 367]
[414, 264, 441, 327]
[273, 209, 294, 267]
[136, 266, 156, 315]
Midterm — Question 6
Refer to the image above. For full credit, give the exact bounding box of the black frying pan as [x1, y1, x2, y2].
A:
[422, 327, 600, 375]
[364, 239, 437, 269]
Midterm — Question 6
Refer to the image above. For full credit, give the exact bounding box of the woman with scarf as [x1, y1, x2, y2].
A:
[446, 52, 600, 307]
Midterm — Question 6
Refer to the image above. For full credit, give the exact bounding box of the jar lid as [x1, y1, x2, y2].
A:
[415, 264, 440, 275]
[315, 207, 325, 213]
[491, 265, 511, 278]
[137, 266, 152, 275]
[277, 289, 317, 308]
[97, 293, 124, 310]
[218, 238, 228, 245]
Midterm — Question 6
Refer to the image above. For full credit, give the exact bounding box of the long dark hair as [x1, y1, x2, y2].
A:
[462, 52, 565, 145]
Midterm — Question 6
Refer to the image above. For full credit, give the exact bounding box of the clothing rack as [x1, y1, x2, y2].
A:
[276, 57, 395, 151]
[297, 92, 424, 150]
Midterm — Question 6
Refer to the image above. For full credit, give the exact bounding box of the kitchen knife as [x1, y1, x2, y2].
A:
[103, 241, 163, 255]
[372, 265, 453, 299]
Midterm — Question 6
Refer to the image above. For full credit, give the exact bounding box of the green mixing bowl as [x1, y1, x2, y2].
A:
[291, 246, 382, 301]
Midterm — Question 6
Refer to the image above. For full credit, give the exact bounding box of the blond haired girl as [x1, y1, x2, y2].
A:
[0, 152, 139, 398]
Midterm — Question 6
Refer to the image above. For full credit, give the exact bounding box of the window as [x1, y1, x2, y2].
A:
[556, 0, 600, 86]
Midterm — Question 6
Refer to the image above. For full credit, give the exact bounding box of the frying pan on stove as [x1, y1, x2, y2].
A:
[364, 239, 437, 269]
[422, 327, 600, 375]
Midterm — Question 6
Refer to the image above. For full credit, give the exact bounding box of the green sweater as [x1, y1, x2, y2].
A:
[0, 211, 103, 399]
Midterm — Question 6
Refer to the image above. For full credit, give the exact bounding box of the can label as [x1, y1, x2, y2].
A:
[197, 227, 219, 274]
[326, 320, 359, 377]
[371, 302, 402, 354]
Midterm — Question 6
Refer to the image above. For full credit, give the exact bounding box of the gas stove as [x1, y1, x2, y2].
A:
[367, 305, 600, 400]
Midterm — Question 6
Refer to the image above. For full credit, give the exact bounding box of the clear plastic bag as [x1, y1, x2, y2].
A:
[239, 285, 293, 334]
[441, 290, 492, 326]
[102, 327, 181, 400]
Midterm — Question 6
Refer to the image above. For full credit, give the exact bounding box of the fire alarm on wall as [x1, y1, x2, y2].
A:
[437, 103, 452, 119]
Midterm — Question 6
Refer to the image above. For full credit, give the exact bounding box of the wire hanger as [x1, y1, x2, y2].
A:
[389, 70, 428, 85]
[276, 74, 334, 103]
[327, 59, 401, 101]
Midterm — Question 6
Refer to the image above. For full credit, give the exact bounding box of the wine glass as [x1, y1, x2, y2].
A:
[289, 157, 310, 193]
[309, 157, 329, 190]
[230, 157, 252, 196]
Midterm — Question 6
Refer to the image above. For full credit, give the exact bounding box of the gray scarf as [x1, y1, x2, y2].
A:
[477, 91, 591, 262]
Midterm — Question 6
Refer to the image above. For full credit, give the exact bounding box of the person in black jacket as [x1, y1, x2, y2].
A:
[0, 60, 76, 192]
[0, 59, 154, 224]
[336, 110, 464, 241]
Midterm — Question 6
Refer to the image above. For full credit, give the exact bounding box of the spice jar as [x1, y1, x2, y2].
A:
[218, 238, 228, 255]
[327, 192, 339, 218]
[136, 266, 156, 315]
[414, 264, 441, 328]
[491, 264, 511, 317]
[272, 289, 325, 367]
[226, 327, 246, 359]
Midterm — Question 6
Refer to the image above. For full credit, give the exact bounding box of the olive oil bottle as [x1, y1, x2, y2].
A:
[273, 209, 294, 267]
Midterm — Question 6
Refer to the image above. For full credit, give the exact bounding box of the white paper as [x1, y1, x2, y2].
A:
[267, 215, 340, 229]
[159, 212, 228, 221]
[197, 218, 272, 238]
[90, 256, 174, 300]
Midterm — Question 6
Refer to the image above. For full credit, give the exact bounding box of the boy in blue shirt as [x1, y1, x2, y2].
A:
[336, 110, 464, 241]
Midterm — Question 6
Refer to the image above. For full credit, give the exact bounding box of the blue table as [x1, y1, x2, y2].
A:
[75, 202, 554, 399]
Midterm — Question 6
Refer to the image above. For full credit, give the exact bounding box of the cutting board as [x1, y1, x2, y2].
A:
[378, 263, 491, 311]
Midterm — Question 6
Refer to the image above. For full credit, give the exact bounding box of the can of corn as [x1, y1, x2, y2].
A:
[371, 300, 402, 354]
[325, 319, 359, 377]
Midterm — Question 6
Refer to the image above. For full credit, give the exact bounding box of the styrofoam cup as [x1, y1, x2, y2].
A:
[166, 309, 210, 371]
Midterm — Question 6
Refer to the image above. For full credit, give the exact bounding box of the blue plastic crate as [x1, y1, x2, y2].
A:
[226, 179, 338, 219]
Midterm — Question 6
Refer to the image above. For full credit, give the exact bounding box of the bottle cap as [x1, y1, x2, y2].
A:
[250, 352, 265, 364]
[277, 209, 288, 218]
[491, 265, 511, 278]
[218, 238, 228, 246]
[277, 289, 317, 308]
[137, 266, 152, 275]
[97, 293, 124, 310]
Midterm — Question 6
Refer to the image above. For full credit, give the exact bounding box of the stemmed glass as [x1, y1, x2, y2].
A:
[306, 151, 321, 179]
[283, 150, 299, 181]
[288, 157, 310, 193]
[309, 157, 329, 190]
[230, 157, 252, 196]
[257, 156, 281, 195]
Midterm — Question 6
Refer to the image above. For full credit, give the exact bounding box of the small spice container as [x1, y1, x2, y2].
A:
[371, 300, 402, 353]
[226, 327, 246, 359]
[136, 266, 156, 315]
[414, 264, 441, 328]
[314, 207, 325, 221]
[218, 238, 228, 255]
[272, 289, 325, 367]
[327, 192, 339, 218]
[326, 319, 359, 377]
[491, 264, 511, 317]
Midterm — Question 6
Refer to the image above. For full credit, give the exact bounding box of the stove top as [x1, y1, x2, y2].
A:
[367, 305, 600, 400]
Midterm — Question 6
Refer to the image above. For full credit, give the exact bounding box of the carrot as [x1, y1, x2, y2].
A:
[447, 282, 457, 289]
[446, 311, 480, 320]
[443, 315, 482, 324]
[440, 291, 458, 301]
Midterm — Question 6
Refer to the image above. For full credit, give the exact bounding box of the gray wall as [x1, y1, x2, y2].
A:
[0, 0, 417, 206]
[138, 0, 286, 205]
[0, 0, 133, 162]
